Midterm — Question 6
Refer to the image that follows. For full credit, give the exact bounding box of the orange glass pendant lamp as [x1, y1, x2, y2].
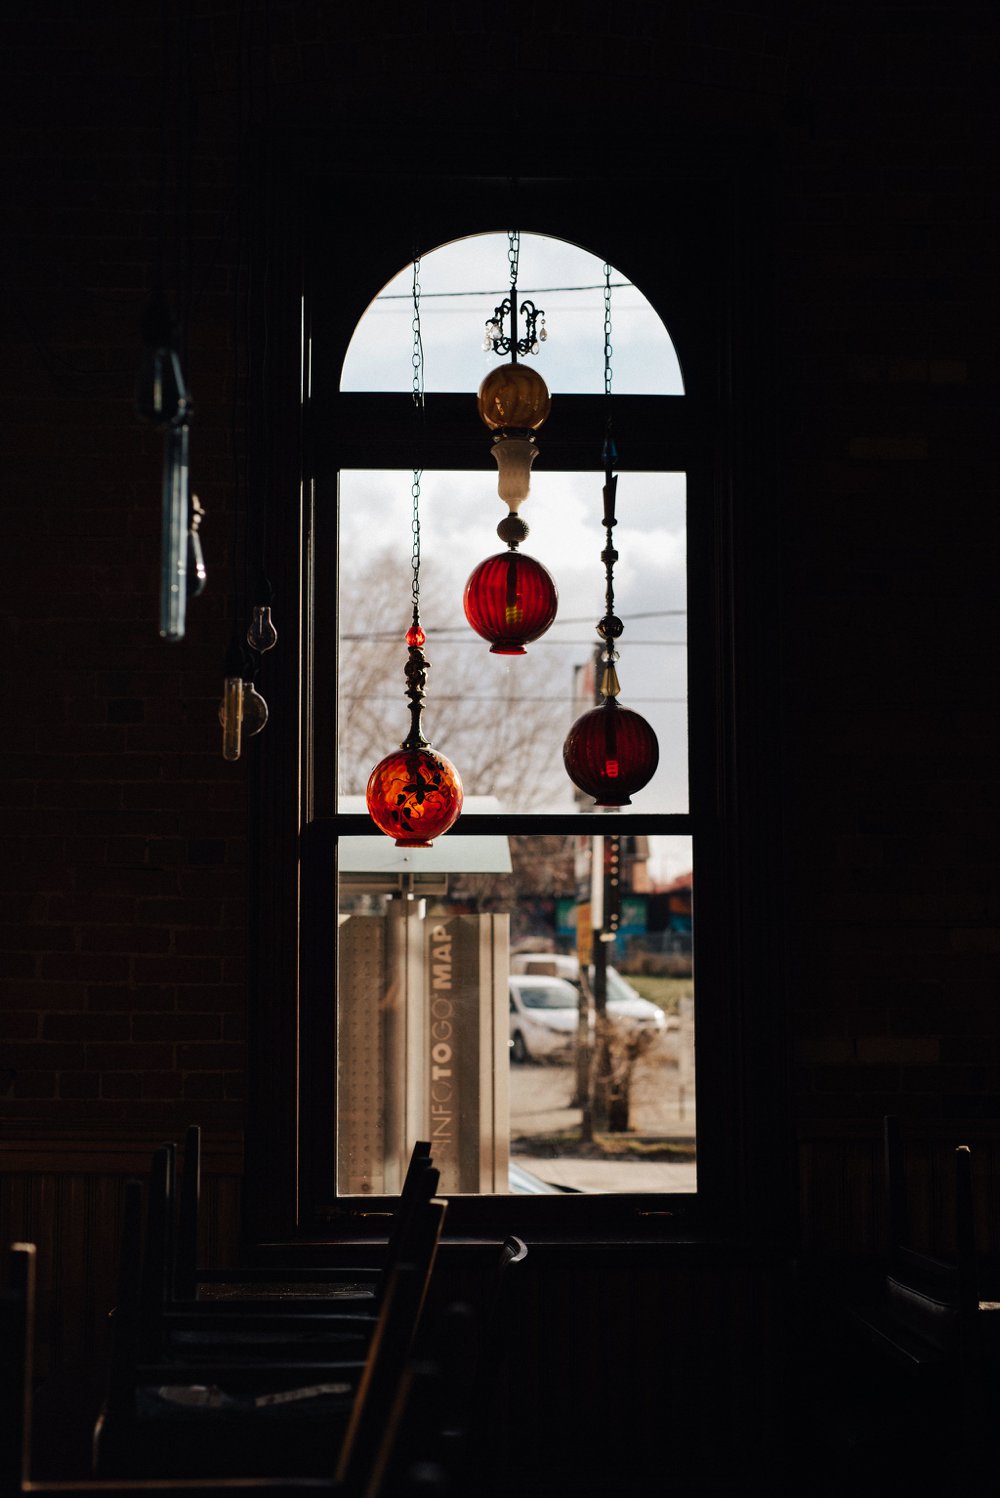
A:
[464, 232, 558, 653]
[366, 252, 463, 847]
[366, 615, 463, 847]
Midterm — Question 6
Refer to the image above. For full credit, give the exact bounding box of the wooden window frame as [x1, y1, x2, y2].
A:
[243, 153, 789, 1250]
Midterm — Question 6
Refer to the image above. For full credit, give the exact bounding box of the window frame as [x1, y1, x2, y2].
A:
[245, 158, 787, 1248]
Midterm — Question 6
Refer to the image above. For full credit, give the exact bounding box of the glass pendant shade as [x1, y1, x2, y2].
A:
[563, 697, 659, 806]
[477, 362, 551, 432]
[219, 682, 267, 736]
[366, 746, 464, 848]
[463, 550, 558, 655]
[247, 604, 277, 653]
[221, 676, 244, 762]
[159, 421, 189, 640]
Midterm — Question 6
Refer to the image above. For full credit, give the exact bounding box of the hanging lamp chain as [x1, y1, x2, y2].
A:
[401, 249, 430, 749]
[410, 252, 424, 621]
[483, 228, 546, 360]
[597, 260, 623, 699]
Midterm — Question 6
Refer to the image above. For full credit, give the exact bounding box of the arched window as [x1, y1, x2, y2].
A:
[249, 169, 773, 1241]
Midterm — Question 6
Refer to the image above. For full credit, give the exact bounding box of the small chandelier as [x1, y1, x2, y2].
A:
[463, 231, 558, 655]
[563, 264, 659, 807]
[366, 255, 463, 847]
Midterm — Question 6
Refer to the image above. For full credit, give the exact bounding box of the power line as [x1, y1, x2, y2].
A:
[353, 694, 687, 705]
[375, 281, 633, 301]
[342, 632, 687, 646]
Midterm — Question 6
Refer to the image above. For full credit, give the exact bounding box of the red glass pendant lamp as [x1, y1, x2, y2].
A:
[563, 696, 659, 807]
[565, 270, 660, 806]
[463, 232, 558, 654]
[564, 262, 658, 807]
[562, 467, 659, 805]
[366, 253, 463, 847]
[563, 450, 659, 805]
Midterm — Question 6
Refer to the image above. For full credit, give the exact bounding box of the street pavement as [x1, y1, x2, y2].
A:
[509, 1036, 696, 1193]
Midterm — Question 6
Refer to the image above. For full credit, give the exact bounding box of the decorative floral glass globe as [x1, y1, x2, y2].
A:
[366, 746, 464, 847]
[463, 550, 558, 655]
[563, 698, 659, 806]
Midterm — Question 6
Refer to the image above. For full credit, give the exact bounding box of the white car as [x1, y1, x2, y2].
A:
[510, 953, 669, 1042]
[508, 974, 583, 1064]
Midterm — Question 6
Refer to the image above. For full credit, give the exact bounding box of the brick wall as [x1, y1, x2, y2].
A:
[1, 2, 998, 1250]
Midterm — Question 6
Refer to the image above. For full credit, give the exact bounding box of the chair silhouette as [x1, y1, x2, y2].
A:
[849, 1116, 979, 1376]
[175, 1129, 432, 1308]
[129, 1134, 435, 1371]
[5, 1233, 448, 1498]
[95, 1165, 445, 1478]
[817, 1116, 1000, 1495]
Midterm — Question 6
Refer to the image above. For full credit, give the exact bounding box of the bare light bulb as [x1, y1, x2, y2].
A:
[247, 605, 277, 653]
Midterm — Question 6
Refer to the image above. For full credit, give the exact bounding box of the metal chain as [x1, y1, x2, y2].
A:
[411, 254, 424, 412]
[508, 228, 520, 289]
[410, 254, 423, 611]
[603, 261, 613, 398]
[597, 259, 622, 698]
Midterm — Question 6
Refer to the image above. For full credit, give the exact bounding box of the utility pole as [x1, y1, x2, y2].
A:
[589, 835, 611, 1134]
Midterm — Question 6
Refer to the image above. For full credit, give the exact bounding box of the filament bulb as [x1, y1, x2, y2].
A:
[220, 676, 244, 761]
[247, 605, 277, 653]
[159, 422, 189, 640]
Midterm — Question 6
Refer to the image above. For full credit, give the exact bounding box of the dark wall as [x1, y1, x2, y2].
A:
[2, 2, 999, 1464]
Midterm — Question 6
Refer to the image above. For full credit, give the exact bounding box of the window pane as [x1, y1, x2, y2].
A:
[340, 232, 684, 396]
[336, 834, 696, 1196]
[337, 471, 688, 816]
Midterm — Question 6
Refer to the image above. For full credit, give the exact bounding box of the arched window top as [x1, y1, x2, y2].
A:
[340, 231, 684, 396]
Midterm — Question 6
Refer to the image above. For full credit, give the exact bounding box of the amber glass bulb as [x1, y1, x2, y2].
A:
[477, 362, 551, 432]
[219, 682, 267, 737]
[221, 676, 244, 762]
[463, 550, 558, 655]
[563, 698, 659, 806]
[366, 746, 463, 847]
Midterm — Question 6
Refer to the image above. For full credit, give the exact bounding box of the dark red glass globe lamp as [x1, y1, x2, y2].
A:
[464, 515, 558, 655]
[563, 694, 659, 807]
[563, 443, 660, 807]
[465, 356, 558, 653]
[366, 618, 463, 847]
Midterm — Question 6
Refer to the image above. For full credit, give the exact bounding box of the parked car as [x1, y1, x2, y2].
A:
[509, 952, 669, 1042]
[508, 1159, 584, 1193]
[508, 974, 584, 1064]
